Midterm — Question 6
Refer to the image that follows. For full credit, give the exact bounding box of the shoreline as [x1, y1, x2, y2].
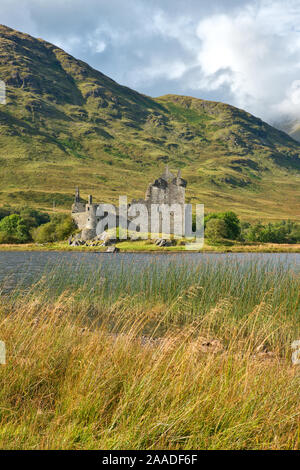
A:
[0, 243, 300, 254]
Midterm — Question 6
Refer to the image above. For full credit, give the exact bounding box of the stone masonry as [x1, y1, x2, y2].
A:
[71, 166, 187, 240]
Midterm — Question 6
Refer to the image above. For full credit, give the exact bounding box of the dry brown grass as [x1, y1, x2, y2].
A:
[0, 301, 299, 448]
[0, 258, 299, 449]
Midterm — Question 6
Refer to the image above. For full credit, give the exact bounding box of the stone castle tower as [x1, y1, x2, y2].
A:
[144, 166, 186, 205]
[72, 166, 187, 240]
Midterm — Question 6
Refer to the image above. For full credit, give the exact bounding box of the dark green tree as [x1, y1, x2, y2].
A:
[204, 211, 241, 240]
[18, 207, 50, 230]
[33, 214, 76, 243]
[205, 218, 228, 242]
[0, 214, 30, 243]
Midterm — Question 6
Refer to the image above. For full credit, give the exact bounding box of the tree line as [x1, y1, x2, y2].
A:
[0, 207, 76, 244]
[0, 206, 299, 245]
[197, 211, 300, 244]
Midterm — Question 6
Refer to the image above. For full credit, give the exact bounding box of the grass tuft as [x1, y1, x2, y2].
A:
[0, 258, 299, 449]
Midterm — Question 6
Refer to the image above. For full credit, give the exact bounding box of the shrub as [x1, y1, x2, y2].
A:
[289, 226, 300, 243]
[205, 211, 241, 240]
[33, 214, 76, 243]
[205, 218, 228, 242]
[0, 214, 30, 243]
[243, 220, 300, 244]
[221, 211, 241, 239]
[18, 207, 50, 230]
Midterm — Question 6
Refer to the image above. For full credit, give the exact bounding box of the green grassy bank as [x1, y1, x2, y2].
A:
[0, 240, 300, 252]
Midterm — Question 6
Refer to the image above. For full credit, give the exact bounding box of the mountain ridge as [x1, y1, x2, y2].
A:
[0, 24, 299, 220]
[273, 117, 300, 143]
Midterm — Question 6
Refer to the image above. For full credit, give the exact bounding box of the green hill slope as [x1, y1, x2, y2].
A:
[0, 24, 299, 220]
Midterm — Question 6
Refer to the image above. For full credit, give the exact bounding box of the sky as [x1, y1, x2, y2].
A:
[1, 0, 300, 123]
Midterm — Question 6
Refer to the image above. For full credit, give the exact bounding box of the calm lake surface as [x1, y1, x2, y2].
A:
[0, 252, 299, 291]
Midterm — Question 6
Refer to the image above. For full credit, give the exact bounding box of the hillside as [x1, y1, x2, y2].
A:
[0, 24, 300, 220]
[274, 117, 300, 143]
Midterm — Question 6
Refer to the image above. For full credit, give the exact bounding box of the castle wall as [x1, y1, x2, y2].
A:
[72, 212, 88, 230]
[72, 202, 86, 213]
[71, 167, 187, 240]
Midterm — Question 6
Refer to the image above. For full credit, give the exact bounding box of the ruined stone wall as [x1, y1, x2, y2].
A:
[72, 211, 88, 230]
[71, 167, 187, 240]
[72, 201, 86, 213]
[142, 170, 186, 236]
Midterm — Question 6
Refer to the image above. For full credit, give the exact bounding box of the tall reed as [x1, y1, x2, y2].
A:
[0, 256, 299, 449]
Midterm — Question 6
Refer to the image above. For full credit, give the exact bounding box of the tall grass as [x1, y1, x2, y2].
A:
[0, 256, 299, 449]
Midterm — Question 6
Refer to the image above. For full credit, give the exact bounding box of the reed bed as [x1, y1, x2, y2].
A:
[0, 256, 299, 449]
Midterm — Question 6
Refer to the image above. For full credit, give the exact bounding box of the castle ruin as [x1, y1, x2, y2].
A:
[72, 166, 187, 240]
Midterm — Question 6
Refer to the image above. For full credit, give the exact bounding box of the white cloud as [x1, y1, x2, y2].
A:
[192, 0, 300, 120]
[2, 0, 300, 122]
[87, 36, 106, 54]
[51, 35, 82, 52]
[276, 80, 300, 117]
[129, 59, 188, 86]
